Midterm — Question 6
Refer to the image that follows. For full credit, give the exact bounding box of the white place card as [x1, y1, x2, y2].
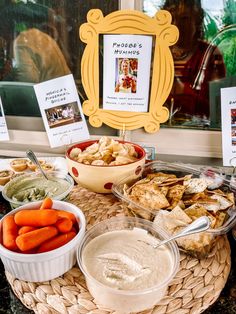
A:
[34, 74, 90, 148]
[0, 97, 9, 141]
[103, 34, 152, 112]
[221, 86, 236, 166]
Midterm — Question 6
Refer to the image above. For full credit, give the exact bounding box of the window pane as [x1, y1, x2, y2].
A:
[143, 0, 236, 130]
[0, 0, 119, 119]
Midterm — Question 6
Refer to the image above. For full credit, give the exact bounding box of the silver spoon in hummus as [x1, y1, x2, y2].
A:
[26, 149, 49, 180]
[140, 216, 211, 249]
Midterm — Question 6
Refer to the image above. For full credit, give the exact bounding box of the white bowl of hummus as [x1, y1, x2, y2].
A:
[2, 171, 74, 209]
[77, 216, 179, 313]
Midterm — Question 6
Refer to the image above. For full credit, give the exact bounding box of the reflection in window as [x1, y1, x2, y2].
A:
[0, 0, 119, 120]
[143, 0, 236, 130]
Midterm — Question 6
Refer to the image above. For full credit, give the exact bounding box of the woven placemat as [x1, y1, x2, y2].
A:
[6, 185, 231, 314]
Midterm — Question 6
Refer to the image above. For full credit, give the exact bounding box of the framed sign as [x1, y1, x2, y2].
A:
[221, 86, 236, 166]
[0, 97, 9, 141]
[34, 75, 89, 148]
[103, 34, 153, 113]
[80, 9, 178, 133]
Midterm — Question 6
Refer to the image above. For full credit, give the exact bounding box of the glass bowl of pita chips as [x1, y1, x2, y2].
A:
[112, 161, 236, 258]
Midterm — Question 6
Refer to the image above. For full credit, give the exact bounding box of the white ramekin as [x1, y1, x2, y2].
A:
[0, 200, 86, 282]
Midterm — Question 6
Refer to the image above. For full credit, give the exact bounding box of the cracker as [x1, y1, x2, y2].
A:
[130, 184, 170, 209]
[184, 203, 217, 228]
[214, 211, 227, 229]
[184, 178, 208, 194]
[226, 192, 235, 205]
[210, 194, 233, 210]
[154, 206, 192, 234]
[167, 184, 185, 206]
[146, 172, 177, 179]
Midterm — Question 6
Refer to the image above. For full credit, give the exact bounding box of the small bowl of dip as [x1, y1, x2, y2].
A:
[2, 171, 74, 209]
[77, 216, 179, 313]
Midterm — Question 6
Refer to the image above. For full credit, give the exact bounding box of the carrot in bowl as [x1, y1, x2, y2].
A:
[18, 226, 37, 235]
[55, 217, 73, 233]
[14, 209, 58, 227]
[71, 226, 77, 233]
[16, 226, 58, 251]
[2, 215, 18, 251]
[40, 197, 53, 210]
[37, 231, 76, 253]
[57, 210, 77, 224]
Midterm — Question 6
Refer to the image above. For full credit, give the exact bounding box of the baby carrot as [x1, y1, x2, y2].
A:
[14, 209, 58, 227]
[37, 231, 76, 253]
[40, 197, 53, 210]
[71, 226, 77, 234]
[55, 217, 73, 233]
[21, 248, 37, 254]
[2, 215, 18, 251]
[57, 210, 77, 224]
[18, 226, 37, 235]
[16, 226, 58, 251]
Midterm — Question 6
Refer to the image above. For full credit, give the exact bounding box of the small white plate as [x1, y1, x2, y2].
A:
[0, 156, 68, 191]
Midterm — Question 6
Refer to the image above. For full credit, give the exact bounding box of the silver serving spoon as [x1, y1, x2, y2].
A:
[26, 149, 49, 180]
[142, 216, 211, 249]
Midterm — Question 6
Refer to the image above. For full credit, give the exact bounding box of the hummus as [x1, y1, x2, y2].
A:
[5, 174, 70, 202]
[82, 228, 173, 291]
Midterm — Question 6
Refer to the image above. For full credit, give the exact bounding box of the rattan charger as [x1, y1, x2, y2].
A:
[6, 185, 231, 314]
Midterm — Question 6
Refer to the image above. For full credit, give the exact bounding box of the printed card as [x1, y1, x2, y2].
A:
[34, 74, 90, 148]
[221, 86, 236, 166]
[103, 34, 152, 112]
[0, 97, 9, 141]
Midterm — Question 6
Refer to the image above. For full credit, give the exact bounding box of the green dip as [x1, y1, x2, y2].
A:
[5, 174, 71, 202]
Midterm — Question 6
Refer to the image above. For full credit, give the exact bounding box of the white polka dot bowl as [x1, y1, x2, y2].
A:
[66, 139, 146, 193]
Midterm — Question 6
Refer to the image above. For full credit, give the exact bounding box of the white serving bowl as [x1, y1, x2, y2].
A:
[66, 139, 146, 193]
[77, 216, 179, 313]
[0, 200, 86, 282]
[2, 171, 74, 209]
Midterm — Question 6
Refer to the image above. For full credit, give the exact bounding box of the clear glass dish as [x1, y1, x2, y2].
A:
[112, 161, 236, 258]
[77, 216, 179, 313]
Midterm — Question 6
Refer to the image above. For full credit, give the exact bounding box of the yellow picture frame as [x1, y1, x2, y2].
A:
[80, 9, 178, 133]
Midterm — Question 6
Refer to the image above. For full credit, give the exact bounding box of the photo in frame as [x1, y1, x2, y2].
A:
[103, 34, 152, 112]
[80, 9, 179, 133]
[34, 74, 90, 148]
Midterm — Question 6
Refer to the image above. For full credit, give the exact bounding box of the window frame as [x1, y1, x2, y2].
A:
[0, 0, 223, 160]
